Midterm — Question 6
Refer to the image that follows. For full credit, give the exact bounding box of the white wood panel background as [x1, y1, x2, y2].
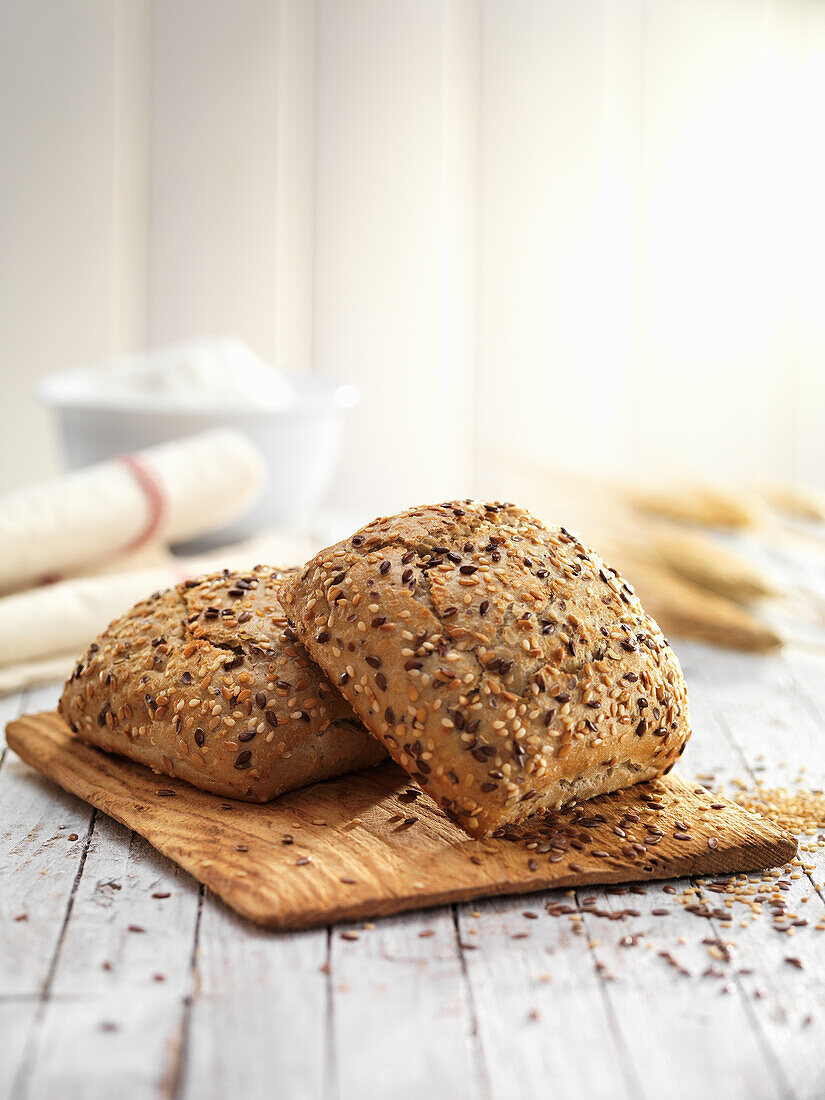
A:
[1, 0, 824, 505]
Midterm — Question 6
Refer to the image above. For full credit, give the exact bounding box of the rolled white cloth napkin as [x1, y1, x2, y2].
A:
[0, 568, 185, 670]
[0, 654, 80, 696]
[0, 533, 315, 696]
[0, 429, 265, 594]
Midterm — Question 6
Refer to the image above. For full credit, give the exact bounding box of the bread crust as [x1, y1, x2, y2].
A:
[59, 567, 385, 801]
[280, 501, 691, 836]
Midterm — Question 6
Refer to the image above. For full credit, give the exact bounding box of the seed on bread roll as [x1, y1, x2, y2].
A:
[280, 501, 691, 836]
[59, 567, 385, 801]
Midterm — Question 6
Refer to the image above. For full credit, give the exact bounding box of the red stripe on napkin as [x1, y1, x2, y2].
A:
[118, 454, 168, 552]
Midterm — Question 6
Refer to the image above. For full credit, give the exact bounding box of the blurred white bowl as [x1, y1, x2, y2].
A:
[38, 360, 358, 546]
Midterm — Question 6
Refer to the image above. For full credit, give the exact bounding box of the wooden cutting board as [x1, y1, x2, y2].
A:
[7, 711, 796, 931]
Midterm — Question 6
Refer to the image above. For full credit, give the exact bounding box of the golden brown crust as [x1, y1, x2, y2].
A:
[280, 501, 691, 836]
[59, 567, 385, 801]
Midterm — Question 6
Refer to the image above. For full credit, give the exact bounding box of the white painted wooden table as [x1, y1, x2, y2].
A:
[2, 643, 824, 1099]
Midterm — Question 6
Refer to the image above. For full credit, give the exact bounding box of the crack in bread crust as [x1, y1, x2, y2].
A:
[281, 500, 691, 836]
[59, 566, 385, 801]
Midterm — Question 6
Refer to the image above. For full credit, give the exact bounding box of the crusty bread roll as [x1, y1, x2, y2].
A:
[59, 567, 385, 801]
[280, 501, 691, 836]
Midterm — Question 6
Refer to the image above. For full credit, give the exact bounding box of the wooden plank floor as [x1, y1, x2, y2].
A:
[2, 639, 824, 1098]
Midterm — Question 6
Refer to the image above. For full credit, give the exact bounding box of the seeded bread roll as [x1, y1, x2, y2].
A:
[280, 501, 691, 836]
[59, 567, 386, 801]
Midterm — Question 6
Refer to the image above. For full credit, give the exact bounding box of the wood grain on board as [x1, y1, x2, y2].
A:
[6, 711, 797, 931]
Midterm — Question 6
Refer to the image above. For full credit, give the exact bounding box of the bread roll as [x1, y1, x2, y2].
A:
[60, 567, 385, 801]
[281, 501, 691, 836]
